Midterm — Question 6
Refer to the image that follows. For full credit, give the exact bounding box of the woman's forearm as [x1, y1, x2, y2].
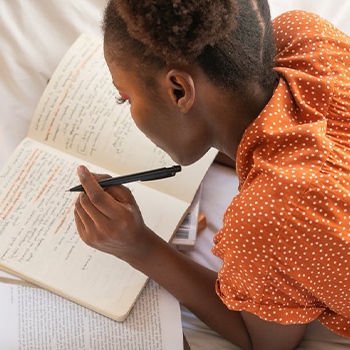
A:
[130, 233, 253, 350]
[75, 168, 306, 350]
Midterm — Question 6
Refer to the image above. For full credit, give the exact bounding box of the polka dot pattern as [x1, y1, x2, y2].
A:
[212, 10, 350, 339]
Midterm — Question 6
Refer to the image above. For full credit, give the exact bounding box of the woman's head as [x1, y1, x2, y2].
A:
[103, 0, 276, 90]
[102, 0, 278, 164]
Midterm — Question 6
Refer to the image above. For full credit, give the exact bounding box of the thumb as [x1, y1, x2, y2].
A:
[90, 172, 112, 181]
[105, 185, 137, 205]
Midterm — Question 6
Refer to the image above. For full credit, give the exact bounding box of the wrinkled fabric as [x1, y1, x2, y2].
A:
[213, 11, 350, 338]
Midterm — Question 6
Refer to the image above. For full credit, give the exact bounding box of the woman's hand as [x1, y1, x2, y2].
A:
[73, 165, 155, 265]
[74, 166, 304, 350]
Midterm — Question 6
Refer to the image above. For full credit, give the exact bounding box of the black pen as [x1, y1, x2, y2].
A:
[68, 165, 182, 192]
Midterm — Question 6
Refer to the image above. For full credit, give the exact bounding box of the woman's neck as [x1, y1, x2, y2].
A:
[208, 81, 276, 160]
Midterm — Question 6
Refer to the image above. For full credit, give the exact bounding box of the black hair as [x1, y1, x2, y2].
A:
[103, 0, 278, 93]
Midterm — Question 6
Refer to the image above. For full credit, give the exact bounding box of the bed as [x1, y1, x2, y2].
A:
[1, 0, 350, 349]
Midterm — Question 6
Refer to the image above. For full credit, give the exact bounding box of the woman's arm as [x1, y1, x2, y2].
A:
[74, 166, 306, 350]
[130, 234, 306, 350]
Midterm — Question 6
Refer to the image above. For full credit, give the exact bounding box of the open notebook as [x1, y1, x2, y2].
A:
[0, 34, 217, 321]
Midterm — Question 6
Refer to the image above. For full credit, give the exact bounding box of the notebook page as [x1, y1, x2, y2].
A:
[0, 138, 188, 320]
[27, 34, 217, 204]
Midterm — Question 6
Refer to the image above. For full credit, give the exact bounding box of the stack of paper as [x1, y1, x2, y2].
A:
[0, 271, 183, 350]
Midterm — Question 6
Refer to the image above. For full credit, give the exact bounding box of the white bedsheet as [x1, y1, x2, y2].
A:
[1, 1, 350, 349]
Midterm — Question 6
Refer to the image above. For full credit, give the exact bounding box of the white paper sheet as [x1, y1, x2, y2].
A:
[0, 279, 183, 350]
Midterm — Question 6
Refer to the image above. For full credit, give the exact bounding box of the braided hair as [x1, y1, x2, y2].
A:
[103, 0, 278, 94]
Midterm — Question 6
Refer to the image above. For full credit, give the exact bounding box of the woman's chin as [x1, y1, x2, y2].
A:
[156, 142, 207, 166]
[169, 151, 202, 167]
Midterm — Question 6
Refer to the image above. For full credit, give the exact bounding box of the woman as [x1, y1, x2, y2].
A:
[74, 1, 350, 349]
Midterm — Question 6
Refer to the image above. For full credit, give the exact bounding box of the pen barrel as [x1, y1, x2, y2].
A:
[68, 165, 181, 192]
[97, 167, 179, 187]
[98, 174, 150, 187]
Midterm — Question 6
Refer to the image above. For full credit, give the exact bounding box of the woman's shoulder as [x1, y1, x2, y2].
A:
[273, 10, 350, 54]
[273, 10, 333, 35]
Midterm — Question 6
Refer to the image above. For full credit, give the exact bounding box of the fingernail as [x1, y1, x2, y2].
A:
[77, 165, 87, 178]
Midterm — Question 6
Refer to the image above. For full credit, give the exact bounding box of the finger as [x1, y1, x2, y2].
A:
[77, 165, 125, 218]
[74, 209, 90, 245]
[91, 172, 112, 181]
[74, 207, 85, 232]
[85, 170, 136, 205]
[105, 184, 137, 205]
[79, 192, 110, 224]
[75, 194, 96, 229]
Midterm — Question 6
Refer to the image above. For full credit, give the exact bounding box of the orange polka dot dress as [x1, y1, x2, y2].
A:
[212, 10, 350, 338]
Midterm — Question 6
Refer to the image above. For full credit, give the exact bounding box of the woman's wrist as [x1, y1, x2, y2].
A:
[123, 227, 166, 270]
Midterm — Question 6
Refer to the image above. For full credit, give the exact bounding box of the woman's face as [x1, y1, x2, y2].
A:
[104, 45, 212, 166]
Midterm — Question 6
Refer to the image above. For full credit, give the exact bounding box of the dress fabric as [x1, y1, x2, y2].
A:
[212, 10, 350, 338]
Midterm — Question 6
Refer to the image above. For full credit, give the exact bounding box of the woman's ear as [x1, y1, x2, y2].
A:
[166, 69, 195, 113]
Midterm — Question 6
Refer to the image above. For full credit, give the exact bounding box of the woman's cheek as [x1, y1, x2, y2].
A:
[130, 104, 167, 150]
[129, 104, 150, 135]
